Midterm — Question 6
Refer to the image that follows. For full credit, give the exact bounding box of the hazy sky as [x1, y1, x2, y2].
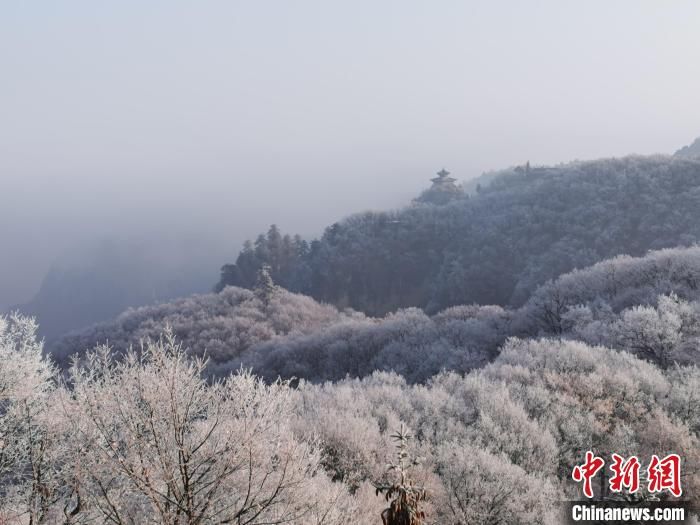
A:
[2, 0, 700, 309]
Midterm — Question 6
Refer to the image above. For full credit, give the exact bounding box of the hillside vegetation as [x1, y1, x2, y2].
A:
[217, 155, 700, 315]
[4, 314, 699, 523]
[50, 285, 358, 373]
[675, 136, 700, 158]
[11, 153, 700, 523]
[53, 245, 700, 381]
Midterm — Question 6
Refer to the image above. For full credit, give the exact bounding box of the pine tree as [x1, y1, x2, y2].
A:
[254, 264, 277, 305]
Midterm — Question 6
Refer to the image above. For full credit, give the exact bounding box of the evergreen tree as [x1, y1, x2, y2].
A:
[255, 264, 277, 305]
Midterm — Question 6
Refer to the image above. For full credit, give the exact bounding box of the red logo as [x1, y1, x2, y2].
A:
[648, 454, 682, 497]
[609, 454, 641, 494]
[573, 452, 682, 498]
[572, 451, 605, 498]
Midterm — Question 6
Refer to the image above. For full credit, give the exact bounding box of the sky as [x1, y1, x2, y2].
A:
[1, 0, 700, 309]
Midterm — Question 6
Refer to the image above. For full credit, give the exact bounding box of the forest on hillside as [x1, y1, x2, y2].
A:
[6, 313, 700, 524]
[217, 156, 700, 314]
[51, 246, 700, 380]
[4, 154, 700, 524]
[7, 0, 700, 521]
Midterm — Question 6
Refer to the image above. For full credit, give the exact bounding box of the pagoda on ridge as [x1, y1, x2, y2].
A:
[414, 168, 465, 205]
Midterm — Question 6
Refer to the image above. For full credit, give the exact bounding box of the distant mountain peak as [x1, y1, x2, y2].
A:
[674, 137, 700, 158]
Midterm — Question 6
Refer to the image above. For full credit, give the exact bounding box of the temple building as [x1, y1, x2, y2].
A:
[414, 168, 466, 205]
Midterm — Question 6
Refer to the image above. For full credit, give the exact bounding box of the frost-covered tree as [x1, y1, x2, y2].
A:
[217, 156, 700, 315]
[0, 314, 64, 524]
[5, 310, 700, 522]
[49, 286, 354, 376]
[483, 338, 700, 502]
[52, 245, 700, 385]
[436, 444, 557, 525]
[665, 365, 700, 436]
[609, 294, 689, 368]
[64, 332, 327, 524]
[255, 264, 278, 306]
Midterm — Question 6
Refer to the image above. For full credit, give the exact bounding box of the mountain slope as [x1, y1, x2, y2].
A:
[218, 155, 700, 315]
[52, 246, 700, 382]
[13, 237, 225, 341]
[49, 285, 358, 374]
[675, 137, 700, 158]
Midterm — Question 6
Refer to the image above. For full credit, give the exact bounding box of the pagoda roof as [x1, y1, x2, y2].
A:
[431, 168, 456, 183]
